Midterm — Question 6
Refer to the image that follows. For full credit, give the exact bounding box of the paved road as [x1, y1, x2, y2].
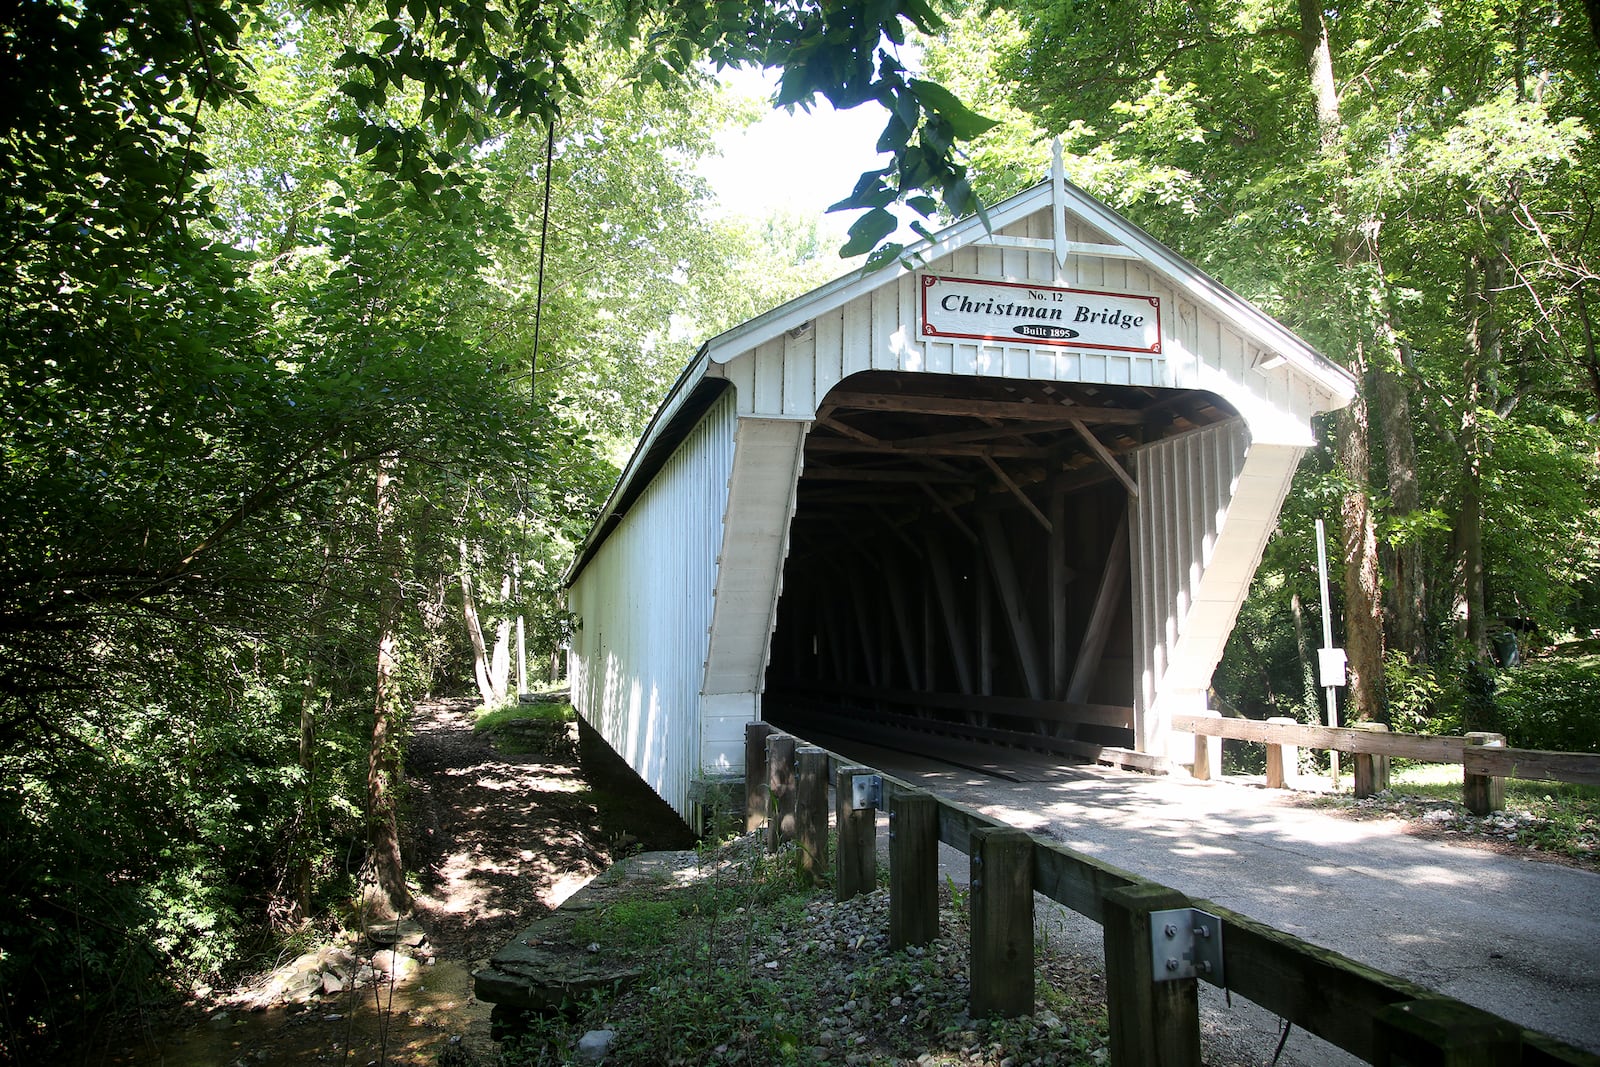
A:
[817, 735, 1600, 1065]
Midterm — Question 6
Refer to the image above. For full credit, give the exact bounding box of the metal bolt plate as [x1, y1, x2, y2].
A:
[851, 774, 883, 811]
[1150, 908, 1224, 985]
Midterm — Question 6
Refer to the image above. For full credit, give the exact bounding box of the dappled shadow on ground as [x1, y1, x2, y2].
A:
[403, 698, 692, 966]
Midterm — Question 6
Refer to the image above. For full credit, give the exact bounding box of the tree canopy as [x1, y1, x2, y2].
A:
[924, 0, 1600, 726]
[3, 0, 940, 1048]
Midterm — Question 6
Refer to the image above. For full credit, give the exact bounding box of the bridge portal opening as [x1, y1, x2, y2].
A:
[763, 370, 1238, 771]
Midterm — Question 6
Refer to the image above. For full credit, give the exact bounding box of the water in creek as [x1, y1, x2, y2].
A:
[78, 961, 495, 1067]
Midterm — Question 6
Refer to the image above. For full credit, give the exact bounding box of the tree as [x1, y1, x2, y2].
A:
[942, 0, 1600, 725]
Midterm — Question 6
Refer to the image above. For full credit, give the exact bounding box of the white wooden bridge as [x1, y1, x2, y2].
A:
[564, 152, 1356, 827]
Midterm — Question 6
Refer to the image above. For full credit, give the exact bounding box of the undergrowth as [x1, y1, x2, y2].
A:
[473, 702, 577, 757]
[499, 835, 1107, 1067]
[1300, 764, 1600, 867]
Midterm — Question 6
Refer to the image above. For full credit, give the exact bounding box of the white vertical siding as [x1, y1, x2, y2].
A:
[568, 391, 737, 816]
[1131, 419, 1306, 756]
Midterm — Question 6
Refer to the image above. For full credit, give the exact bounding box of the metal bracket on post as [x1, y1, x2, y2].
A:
[851, 774, 883, 811]
[1150, 908, 1224, 985]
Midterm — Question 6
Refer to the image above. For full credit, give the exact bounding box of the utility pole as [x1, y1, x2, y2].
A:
[1315, 518, 1347, 787]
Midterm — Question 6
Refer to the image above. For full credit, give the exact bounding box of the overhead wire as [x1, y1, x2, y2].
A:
[531, 114, 556, 398]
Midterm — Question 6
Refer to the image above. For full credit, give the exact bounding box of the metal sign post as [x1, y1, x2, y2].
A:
[1314, 519, 1346, 786]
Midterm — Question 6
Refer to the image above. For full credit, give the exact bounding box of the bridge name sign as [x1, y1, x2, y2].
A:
[920, 274, 1163, 355]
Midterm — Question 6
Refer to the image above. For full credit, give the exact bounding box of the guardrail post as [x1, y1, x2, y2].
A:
[835, 766, 877, 902]
[744, 722, 776, 832]
[1352, 722, 1391, 799]
[1102, 884, 1201, 1067]
[1188, 709, 1220, 782]
[765, 732, 797, 853]
[1462, 733, 1506, 816]
[970, 826, 1034, 1019]
[1265, 716, 1298, 789]
[795, 746, 830, 885]
[1191, 729, 1211, 781]
[889, 790, 939, 949]
[1374, 999, 1522, 1066]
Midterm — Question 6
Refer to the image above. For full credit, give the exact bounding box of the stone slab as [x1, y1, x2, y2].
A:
[473, 850, 704, 1012]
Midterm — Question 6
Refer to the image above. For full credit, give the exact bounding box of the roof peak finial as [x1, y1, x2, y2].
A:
[1052, 136, 1068, 266]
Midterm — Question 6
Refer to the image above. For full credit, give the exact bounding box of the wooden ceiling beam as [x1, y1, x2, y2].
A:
[1068, 417, 1140, 498]
[802, 468, 974, 484]
[815, 414, 882, 446]
[825, 391, 1148, 425]
[981, 455, 1053, 532]
[885, 420, 1087, 449]
[917, 482, 979, 543]
[805, 438, 1055, 460]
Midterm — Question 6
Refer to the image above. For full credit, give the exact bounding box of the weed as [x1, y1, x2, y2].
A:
[473, 702, 575, 730]
[473, 702, 577, 757]
[1303, 765, 1600, 866]
[945, 873, 969, 915]
[500, 834, 1107, 1066]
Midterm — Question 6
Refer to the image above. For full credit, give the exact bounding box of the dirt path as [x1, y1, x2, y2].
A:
[405, 697, 616, 965]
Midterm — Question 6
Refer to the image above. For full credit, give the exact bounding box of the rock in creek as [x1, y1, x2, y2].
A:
[365, 916, 430, 948]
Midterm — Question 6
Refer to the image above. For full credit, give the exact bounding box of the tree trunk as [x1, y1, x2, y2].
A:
[1375, 344, 1427, 662]
[1291, 592, 1320, 724]
[489, 572, 512, 701]
[1457, 243, 1501, 663]
[459, 540, 496, 706]
[1300, 0, 1387, 722]
[1337, 358, 1388, 722]
[293, 519, 341, 924]
[296, 673, 318, 922]
[368, 456, 410, 917]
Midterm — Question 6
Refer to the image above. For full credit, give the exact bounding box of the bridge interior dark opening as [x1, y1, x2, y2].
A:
[762, 370, 1238, 769]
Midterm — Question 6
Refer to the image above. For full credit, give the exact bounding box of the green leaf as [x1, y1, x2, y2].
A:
[908, 78, 999, 141]
[839, 208, 899, 258]
[826, 167, 895, 213]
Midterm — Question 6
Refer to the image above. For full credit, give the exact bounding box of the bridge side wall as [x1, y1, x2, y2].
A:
[568, 391, 736, 817]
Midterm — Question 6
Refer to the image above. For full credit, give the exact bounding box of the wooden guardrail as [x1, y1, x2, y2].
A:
[743, 722, 1600, 1067]
[1173, 713, 1600, 815]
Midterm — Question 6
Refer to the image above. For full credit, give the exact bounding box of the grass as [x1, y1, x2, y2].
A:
[473, 701, 576, 730]
[472, 701, 577, 756]
[498, 834, 1109, 1067]
[1298, 762, 1600, 868]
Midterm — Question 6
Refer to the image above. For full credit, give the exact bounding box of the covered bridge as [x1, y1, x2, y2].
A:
[564, 157, 1356, 825]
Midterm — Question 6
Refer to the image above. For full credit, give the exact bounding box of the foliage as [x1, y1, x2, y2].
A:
[473, 701, 578, 757]
[5, 0, 915, 1049]
[1384, 652, 1460, 737]
[1496, 653, 1600, 752]
[474, 701, 576, 731]
[0, 671, 368, 1055]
